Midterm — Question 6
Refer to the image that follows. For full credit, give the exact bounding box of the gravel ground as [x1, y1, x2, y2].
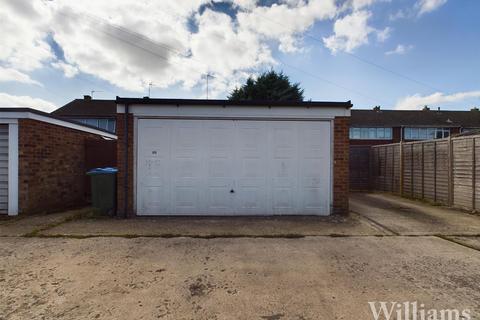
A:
[1, 236, 479, 320]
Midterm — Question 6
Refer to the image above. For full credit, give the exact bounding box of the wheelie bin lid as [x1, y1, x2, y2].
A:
[87, 167, 118, 175]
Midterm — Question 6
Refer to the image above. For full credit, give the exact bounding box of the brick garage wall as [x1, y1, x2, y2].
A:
[333, 116, 350, 215]
[116, 113, 134, 218]
[18, 119, 104, 214]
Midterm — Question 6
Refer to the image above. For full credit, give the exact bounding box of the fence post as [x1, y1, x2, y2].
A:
[411, 144, 414, 197]
[421, 143, 425, 199]
[472, 138, 476, 211]
[433, 141, 437, 203]
[391, 145, 395, 193]
[448, 135, 454, 206]
[399, 141, 404, 196]
[384, 146, 388, 191]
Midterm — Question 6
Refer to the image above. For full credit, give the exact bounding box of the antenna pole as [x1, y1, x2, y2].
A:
[205, 73, 214, 99]
[148, 82, 153, 98]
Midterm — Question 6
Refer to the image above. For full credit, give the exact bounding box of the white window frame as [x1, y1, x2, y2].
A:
[349, 127, 392, 140]
[404, 127, 451, 140]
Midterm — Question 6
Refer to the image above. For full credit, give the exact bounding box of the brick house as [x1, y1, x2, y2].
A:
[52, 95, 117, 133]
[0, 108, 116, 216]
[115, 97, 351, 217]
[349, 107, 480, 190]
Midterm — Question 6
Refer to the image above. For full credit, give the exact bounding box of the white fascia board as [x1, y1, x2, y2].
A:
[120, 104, 350, 119]
[0, 112, 117, 139]
[8, 123, 19, 216]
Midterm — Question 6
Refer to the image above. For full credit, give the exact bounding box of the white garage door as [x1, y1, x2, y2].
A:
[136, 119, 331, 216]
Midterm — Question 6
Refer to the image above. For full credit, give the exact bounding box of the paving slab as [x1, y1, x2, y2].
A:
[350, 193, 480, 236]
[0, 208, 92, 237]
[0, 236, 479, 320]
[41, 213, 387, 237]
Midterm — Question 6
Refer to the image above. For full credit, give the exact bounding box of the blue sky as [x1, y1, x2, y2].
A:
[0, 0, 478, 112]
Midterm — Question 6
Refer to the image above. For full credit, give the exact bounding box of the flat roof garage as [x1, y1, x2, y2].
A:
[116, 98, 351, 217]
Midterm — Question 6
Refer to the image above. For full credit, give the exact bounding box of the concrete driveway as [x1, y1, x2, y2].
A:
[0, 194, 479, 319]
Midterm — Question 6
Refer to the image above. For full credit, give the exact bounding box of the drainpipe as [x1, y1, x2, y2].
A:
[123, 103, 129, 219]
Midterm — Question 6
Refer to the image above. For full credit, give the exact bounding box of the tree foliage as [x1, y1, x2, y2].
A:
[228, 70, 304, 101]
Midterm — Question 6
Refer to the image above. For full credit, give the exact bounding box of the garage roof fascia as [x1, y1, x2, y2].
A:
[0, 108, 117, 139]
[116, 97, 353, 109]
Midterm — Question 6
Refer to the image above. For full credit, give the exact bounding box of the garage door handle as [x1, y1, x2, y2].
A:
[230, 189, 235, 193]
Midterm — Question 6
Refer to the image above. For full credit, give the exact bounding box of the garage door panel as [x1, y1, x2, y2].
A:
[235, 122, 268, 213]
[141, 187, 169, 214]
[137, 119, 331, 216]
[301, 188, 328, 214]
[272, 188, 295, 214]
[173, 186, 200, 214]
[236, 177, 267, 213]
[140, 125, 170, 158]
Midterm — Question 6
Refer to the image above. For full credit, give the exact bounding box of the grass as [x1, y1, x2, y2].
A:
[23, 208, 95, 237]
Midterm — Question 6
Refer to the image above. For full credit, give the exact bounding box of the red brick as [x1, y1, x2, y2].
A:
[333, 116, 350, 215]
[18, 119, 104, 214]
[116, 114, 134, 217]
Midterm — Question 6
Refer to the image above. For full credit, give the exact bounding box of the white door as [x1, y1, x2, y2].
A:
[136, 119, 331, 216]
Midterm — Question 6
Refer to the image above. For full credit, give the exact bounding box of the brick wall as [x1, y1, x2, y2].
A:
[333, 116, 350, 215]
[18, 119, 104, 214]
[116, 113, 134, 218]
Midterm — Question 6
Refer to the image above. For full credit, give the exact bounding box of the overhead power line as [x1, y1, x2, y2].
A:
[254, 11, 443, 93]
[277, 58, 389, 105]
[40, 2, 392, 103]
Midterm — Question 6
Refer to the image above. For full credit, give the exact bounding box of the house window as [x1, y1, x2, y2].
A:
[404, 127, 450, 140]
[350, 127, 392, 140]
[69, 118, 116, 133]
[461, 128, 480, 134]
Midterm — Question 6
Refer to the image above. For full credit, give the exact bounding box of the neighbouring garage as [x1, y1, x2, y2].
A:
[116, 98, 351, 217]
[0, 108, 117, 216]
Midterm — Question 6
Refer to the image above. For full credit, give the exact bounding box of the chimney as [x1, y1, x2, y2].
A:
[84, 95, 92, 101]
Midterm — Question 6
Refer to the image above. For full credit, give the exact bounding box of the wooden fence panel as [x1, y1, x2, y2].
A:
[370, 133, 480, 212]
[435, 141, 450, 205]
[423, 141, 436, 202]
[475, 137, 480, 211]
[412, 143, 424, 199]
[403, 144, 412, 197]
[393, 144, 401, 193]
[453, 138, 474, 210]
[349, 146, 371, 191]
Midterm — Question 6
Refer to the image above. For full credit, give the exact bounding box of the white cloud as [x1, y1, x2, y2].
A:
[236, 0, 338, 53]
[0, 0, 396, 96]
[376, 26, 391, 42]
[0, 66, 41, 86]
[0, 0, 53, 71]
[385, 44, 413, 55]
[323, 10, 378, 53]
[389, 0, 447, 19]
[416, 0, 447, 15]
[51, 61, 79, 78]
[343, 0, 392, 11]
[0, 92, 57, 112]
[389, 9, 408, 20]
[395, 90, 480, 110]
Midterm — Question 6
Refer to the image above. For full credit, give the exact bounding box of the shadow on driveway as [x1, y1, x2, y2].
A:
[350, 192, 480, 236]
